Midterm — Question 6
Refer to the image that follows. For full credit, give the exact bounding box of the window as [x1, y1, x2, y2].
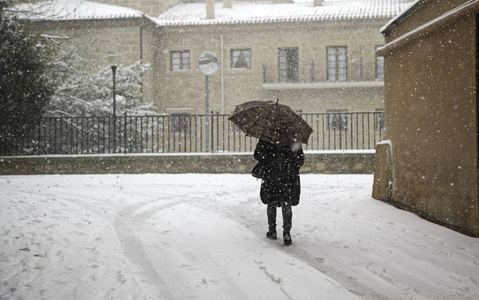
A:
[376, 109, 385, 130]
[327, 46, 347, 82]
[231, 49, 251, 69]
[171, 50, 190, 71]
[278, 47, 299, 82]
[171, 114, 191, 134]
[376, 46, 384, 81]
[327, 110, 348, 131]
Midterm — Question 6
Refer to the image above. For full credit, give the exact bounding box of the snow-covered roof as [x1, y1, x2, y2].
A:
[380, 0, 428, 35]
[12, 0, 144, 21]
[152, 0, 414, 26]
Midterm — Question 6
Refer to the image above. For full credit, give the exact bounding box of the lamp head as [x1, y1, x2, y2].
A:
[107, 55, 120, 67]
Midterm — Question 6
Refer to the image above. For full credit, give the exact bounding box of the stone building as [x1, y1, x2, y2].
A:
[145, 0, 413, 116]
[14, 0, 413, 116]
[373, 0, 479, 236]
[13, 0, 151, 72]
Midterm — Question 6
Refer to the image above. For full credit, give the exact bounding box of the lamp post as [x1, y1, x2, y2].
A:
[107, 55, 120, 152]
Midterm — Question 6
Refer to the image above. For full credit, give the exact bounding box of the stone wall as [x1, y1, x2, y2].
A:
[0, 152, 374, 175]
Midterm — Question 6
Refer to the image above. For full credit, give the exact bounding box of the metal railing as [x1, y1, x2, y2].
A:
[0, 111, 385, 156]
[263, 61, 383, 84]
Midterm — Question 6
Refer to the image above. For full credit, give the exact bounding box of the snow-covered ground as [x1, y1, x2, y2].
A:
[1, 174, 478, 300]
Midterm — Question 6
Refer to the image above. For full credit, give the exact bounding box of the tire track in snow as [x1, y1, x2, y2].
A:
[147, 201, 266, 299]
[115, 199, 183, 300]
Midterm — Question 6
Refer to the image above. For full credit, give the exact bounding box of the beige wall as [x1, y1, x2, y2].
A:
[147, 19, 387, 115]
[377, 0, 479, 236]
[29, 18, 148, 72]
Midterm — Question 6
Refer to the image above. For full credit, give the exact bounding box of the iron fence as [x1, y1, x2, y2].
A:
[0, 111, 385, 156]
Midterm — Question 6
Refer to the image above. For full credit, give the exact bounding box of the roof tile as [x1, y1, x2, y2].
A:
[153, 0, 413, 26]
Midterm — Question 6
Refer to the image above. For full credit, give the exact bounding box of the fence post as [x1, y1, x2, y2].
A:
[124, 111, 127, 154]
[210, 111, 214, 153]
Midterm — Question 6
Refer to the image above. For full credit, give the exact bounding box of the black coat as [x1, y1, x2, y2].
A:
[254, 140, 304, 206]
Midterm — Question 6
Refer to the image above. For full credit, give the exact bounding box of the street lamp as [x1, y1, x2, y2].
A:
[107, 55, 120, 117]
[107, 54, 120, 152]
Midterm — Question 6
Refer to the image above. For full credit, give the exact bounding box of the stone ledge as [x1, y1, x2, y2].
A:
[0, 152, 375, 175]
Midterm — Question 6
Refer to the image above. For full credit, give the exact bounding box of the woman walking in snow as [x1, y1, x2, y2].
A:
[253, 139, 304, 245]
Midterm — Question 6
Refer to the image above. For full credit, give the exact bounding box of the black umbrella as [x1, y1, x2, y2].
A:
[228, 99, 313, 145]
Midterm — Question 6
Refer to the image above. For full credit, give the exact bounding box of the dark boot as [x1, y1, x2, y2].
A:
[283, 231, 292, 245]
[266, 230, 277, 240]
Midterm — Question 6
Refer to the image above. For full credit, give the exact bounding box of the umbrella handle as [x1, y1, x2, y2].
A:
[275, 99, 279, 106]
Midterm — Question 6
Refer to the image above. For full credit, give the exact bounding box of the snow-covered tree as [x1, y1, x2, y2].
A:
[1, 0, 157, 155]
[0, 0, 53, 154]
[46, 44, 156, 117]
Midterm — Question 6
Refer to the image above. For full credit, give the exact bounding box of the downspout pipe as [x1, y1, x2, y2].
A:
[139, 16, 153, 95]
[140, 16, 153, 62]
[221, 34, 225, 114]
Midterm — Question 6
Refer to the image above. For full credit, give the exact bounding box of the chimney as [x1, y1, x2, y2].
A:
[314, 0, 324, 6]
[224, 0, 232, 9]
[206, 0, 215, 19]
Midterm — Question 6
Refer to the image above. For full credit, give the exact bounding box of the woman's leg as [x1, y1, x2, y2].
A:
[267, 202, 277, 232]
[281, 201, 292, 233]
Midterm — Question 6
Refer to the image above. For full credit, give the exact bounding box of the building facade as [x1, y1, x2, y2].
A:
[146, 16, 389, 116]
[15, 0, 413, 116]
[12, 0, 414, 153]
[145, 0, 412, 117]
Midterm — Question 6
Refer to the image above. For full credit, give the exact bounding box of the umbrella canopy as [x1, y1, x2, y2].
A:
[228, 100, 313, 145]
